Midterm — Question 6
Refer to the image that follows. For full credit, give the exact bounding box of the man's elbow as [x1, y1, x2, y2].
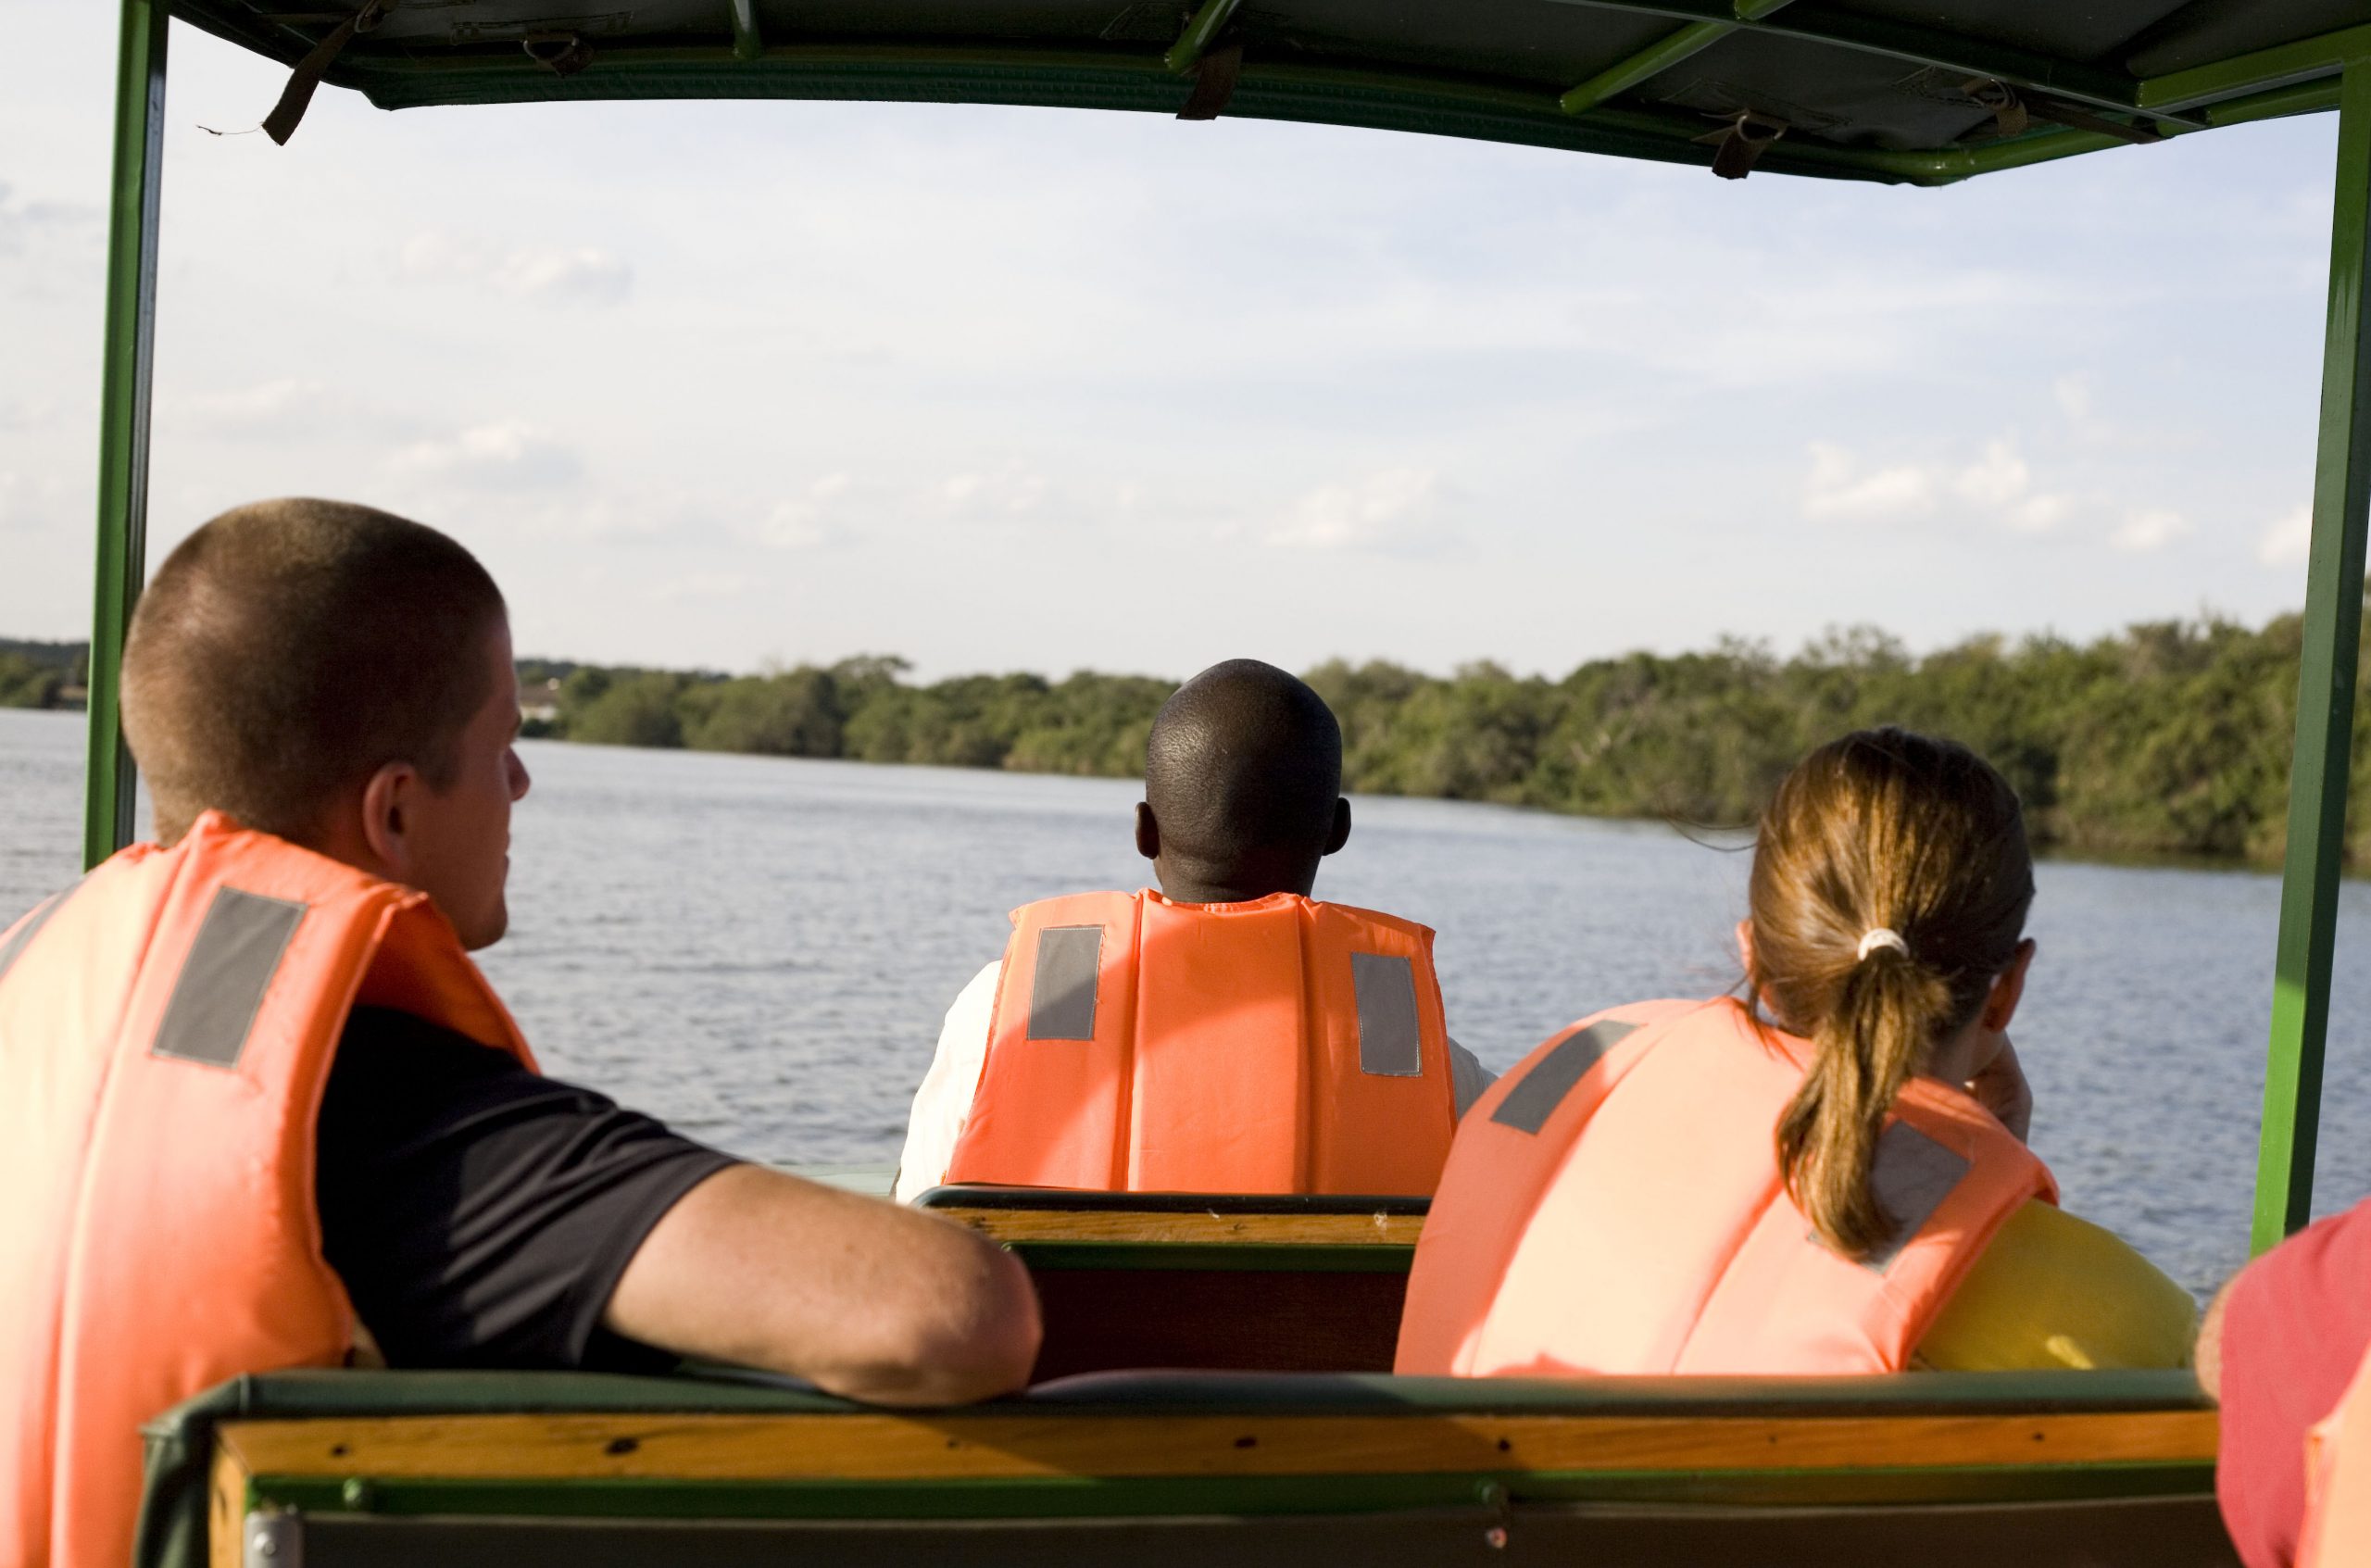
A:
[827, 1241, 1041, 1406]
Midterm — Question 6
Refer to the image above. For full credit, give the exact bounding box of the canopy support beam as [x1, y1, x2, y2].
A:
[1560, 1, 1796, 118]
[730, 0, 762, 63]
[1557, 0, 2198, 129]
[2141, 22, 2371, 116]
[85, 0, 169, 871]
[2252, 61, 2371, 1253]
[1165, 0, 1242, 78]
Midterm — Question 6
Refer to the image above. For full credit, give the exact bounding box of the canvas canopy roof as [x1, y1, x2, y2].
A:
[175, 0, 2371, 183]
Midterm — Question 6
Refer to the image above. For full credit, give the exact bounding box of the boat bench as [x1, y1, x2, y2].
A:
[146, 1365, 2230, 1568]
[914, 1185, 1424, 1378]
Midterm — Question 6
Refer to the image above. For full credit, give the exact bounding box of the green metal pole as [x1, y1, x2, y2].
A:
[2252, 60, 2371, 1254]
[85, 0, 168, 871]
[1561, 0, 1796, 117]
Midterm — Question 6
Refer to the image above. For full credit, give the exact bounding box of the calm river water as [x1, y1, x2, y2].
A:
[6, 705, 2370, 1296]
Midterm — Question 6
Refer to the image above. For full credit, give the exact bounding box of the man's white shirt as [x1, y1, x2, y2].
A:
[895, 959, 1497, 1203]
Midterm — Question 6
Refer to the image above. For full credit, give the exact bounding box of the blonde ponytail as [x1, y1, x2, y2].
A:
[1747, 727, 2032, 1261]
[1774, 946, 1954, 1256]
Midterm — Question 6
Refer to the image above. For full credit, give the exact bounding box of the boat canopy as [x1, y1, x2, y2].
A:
[174, 0, 2371, 184]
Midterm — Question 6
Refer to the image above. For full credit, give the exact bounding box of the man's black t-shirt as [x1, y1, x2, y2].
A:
[315, 1006, 740, 1372]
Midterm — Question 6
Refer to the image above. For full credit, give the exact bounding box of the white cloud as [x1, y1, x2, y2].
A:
[0, 469, 67, 533]
[930, 464, 1049, 520]
[1266, 467, 1454, 553]
[0, 180, 97, 259]
[1803, 435, 2073, 535]
[2053, 373, 2093, 422]
[392, 421, 584, 489]
[398, 230, 632, 304]
[2259, 503, 2314, 566]
[653, 572, 755, 602]
[178, 378, 342, 436]
[0, 396, 55, 431]
[1954, 438, 2029, 509]
[2002, 493, 2072, 534]
[1802, 442, 1937, 521]
[2112, 508, 2191, 553]
[749, 472, 853, 548]
[491, 247, 633, 303]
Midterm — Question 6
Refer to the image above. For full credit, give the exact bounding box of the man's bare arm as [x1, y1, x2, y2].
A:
[605, 1164, 1041, 1405]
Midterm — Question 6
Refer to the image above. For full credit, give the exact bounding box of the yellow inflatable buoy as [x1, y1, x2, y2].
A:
[1916, 1200, 2198, 1372]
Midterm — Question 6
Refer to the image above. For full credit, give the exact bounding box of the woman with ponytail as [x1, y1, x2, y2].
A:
[1397, 727, 2193, 1378]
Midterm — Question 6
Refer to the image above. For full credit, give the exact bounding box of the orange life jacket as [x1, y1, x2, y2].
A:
[2301, 1344, 2371, 1567]
[0, 811, 533, 1568]
[944, 889, 1459, 1195]
[1395, 996, 2053, 1376]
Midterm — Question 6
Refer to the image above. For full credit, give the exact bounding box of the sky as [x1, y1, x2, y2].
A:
[0, 6, 2350, 682]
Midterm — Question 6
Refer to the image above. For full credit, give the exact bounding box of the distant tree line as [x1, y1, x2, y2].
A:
[517, 613, 2371, 866]
[12, 620, 2363, 863]
[0, 640, 86, 709]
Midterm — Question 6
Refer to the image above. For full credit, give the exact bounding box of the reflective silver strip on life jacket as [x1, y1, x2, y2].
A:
[1350, 951, 1424, 1077]
[150, 887, 307, 1069]
[0, 884, 76, 990]
[1860, 1121, 1974, 1273]
[1490, 1018, 1641, 1134]
[1026, 924, 1102, 1041]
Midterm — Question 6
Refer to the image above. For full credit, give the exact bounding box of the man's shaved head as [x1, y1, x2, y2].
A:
[122, 498, 506, 846]
[1139, 659, 1349, 902]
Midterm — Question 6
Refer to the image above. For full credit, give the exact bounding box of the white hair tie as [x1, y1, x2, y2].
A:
[1857, 928, 1910, 961]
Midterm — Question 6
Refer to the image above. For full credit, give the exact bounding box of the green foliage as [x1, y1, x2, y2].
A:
[501, 610, 2370, 864]
[682, 670, 844, 757]
[567, 670, 691, 748]
[0, 640, 84, 709]
[0, 653, 64, 709]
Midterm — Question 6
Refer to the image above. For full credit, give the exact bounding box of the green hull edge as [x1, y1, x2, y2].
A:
[235, 1461, 2214, 1524]
[141, 1368, 2219, 1567]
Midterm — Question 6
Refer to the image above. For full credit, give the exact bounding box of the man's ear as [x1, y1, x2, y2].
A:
[358, 759, 421, 877]
[1134, 802, 1160, 863]
[1323, 797, 1352, 857]
[1982, 937, 2038, 1031]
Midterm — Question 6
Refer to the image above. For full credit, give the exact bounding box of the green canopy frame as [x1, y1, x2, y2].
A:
[75, 0, 2371, 1256]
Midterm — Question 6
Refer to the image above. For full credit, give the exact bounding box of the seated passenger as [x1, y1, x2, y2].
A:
[0, 500, 1039, 1568]
[895, 659, 1491, 1201]
[2196, 1201, 2371, 1567]
[1396, 726, 2193, 1377]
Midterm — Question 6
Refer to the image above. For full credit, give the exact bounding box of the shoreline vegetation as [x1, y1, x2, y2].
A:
[5, 615, 2360, 866]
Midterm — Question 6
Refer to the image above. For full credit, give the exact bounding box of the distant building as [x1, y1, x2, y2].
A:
[521, 677, 562, 724]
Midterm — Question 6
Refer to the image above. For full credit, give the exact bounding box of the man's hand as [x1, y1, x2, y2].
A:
[606, 1165, 1041, 1405]
[1965, 1033, 2033, 1143]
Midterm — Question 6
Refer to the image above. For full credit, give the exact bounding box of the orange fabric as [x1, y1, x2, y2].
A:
[945, 890, 1458, 1195]
[0, 812, 532, 1568]
[1396, 996, 2052, 1377]
[2302, 1345, 2371, 1567]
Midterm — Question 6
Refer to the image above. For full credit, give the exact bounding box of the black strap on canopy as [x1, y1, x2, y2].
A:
[1178, 43, 1244, 121]
[1698, 110, 1788, 181]
[262, 0, 387, 145]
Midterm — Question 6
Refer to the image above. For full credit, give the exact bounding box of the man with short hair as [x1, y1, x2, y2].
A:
[895, 658, 1491, 1201]
[0, 498, 1039, 1568]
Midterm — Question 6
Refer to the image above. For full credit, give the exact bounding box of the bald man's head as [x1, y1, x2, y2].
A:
[122, 498, 506, 846]
[1137, 659, 1350, 903]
